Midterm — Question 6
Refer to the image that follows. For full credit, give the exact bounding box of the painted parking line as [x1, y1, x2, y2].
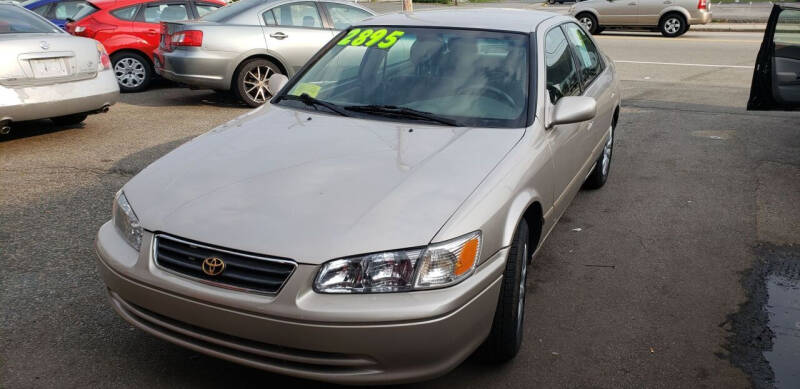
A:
[615, 60, 752, 69]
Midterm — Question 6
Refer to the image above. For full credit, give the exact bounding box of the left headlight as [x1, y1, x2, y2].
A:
[314, 231, 481, 294]
[113, 191, 142, 251]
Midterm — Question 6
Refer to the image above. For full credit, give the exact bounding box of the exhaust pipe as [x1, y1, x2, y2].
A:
[99, 104, 110, 114]
[1, 120, 10, 135]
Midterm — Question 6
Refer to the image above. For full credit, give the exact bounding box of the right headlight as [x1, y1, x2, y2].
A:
[314, 231, 481, 293]
[112, 191, 142, 251]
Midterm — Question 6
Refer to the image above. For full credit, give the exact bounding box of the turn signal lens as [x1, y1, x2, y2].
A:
[415, 231, 481, 289]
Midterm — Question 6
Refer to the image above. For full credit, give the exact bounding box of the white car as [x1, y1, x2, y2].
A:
[0, 1, 118, 133]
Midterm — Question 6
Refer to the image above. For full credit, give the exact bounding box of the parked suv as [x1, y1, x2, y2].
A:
[65, 0, 226, 92]
[569, 0, 711, 37]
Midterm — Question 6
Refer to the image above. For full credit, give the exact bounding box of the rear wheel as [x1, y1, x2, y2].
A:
[482, 219, 530, 362]
[577, 13, 599, 34]
[234, 58, 282, 108]
[111, 52, 152, 93]
[659, 13, 687, 37]
[51, 113, 88, 126]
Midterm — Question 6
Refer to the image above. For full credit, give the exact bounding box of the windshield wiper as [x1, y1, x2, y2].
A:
[344, 105, 460, 127]
[283, 94, 350, 117]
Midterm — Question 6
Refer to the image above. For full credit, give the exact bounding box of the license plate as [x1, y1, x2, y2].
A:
[31, 58, 68, 78]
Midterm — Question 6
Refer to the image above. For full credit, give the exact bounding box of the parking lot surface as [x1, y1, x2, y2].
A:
[1, 30, 799, 388]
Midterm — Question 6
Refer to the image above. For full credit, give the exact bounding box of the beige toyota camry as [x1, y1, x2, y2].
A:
[95, 8, 620, 385]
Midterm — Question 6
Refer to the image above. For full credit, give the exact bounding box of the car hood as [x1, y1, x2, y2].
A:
[124, 105, 524, 264]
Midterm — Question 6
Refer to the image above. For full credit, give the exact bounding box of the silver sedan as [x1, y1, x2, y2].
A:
[97, 8, 620, 385]
[0, 1, 118, 131]
[154, 0, 375, 107]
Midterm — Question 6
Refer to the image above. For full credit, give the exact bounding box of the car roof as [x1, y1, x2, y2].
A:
[359, 8, 562, 33]
[88, 0, 224, 9]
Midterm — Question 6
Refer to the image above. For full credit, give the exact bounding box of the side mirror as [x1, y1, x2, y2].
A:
[266, 73, 289, 97]
[549, 96, 597, 127]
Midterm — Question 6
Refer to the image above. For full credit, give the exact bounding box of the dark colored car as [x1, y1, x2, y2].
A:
[748, 3, 800, 111]
[65, 0, 226, 92]
[22, 0, 92, 29]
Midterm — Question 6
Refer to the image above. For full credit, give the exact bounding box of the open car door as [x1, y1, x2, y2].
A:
[748, 3, 800, 111]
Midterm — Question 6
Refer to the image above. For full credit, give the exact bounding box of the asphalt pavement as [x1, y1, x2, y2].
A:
[1, 30, 799, 388]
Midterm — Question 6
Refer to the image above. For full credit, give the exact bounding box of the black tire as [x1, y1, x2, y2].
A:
[584, 118, 615, 189]
[111, 52, 152, 93]
[234, 58, 282, 108]
[576, 13, 599, 34]
[51, 113, 88, 126]
[482, 219, 530, 362]
[659, 13, 687, 37]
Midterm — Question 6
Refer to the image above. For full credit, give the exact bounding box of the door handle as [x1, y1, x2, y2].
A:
[270, 32, 288, 39]
[663, 0, 672, 4]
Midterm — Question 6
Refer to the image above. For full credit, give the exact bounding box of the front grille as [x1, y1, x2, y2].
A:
[154, 234, 296, 294]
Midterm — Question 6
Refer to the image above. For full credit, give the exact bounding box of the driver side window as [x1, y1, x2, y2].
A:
[545, 26, 581, 104]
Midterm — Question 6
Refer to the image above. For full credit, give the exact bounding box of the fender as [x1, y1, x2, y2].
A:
[102, 34, 154, 60]
[658, 6, 692, 24]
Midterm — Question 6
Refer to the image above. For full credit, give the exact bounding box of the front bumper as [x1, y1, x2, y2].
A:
[154, 48, 234, 91]
[0, 70, 119, 122]
[95, 222, 506, 385]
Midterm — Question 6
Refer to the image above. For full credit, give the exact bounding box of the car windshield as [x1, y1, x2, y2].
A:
[0, 4, 61, 33]
[277, 27, 531, 128]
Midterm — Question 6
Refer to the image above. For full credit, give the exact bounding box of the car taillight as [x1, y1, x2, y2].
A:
[170, 30, 203, 47]
[96, 42, 111, 71]
[71, 17, 115, 38]
[697, 0, 708, 10]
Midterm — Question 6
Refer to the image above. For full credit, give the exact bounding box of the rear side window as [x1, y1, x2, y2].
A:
[52, 0, 90, 20]
[563, 23, 603, 89]
[31, 4, 50, 16]
[271, 2, 322, 28]
[323, 3, 371, 30]
[143, 3, 189, 23]
[262, 9, 276, 25]
[195, 3, 221, 18]
[111, 5, 138, 21]
[545, 26, 581, 103]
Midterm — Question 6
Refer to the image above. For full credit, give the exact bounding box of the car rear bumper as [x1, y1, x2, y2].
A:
[154, 48, 233, 91]
[0, 70, 119, 122]
[95, 222, 506, 385]
[689, 10, 712, 25]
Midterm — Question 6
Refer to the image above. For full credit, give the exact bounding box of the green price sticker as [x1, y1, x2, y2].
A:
[338, 28, 405, 49]
[290, 83, 322, 98]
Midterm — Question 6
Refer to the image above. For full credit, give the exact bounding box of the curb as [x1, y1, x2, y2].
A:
[691, 23, 765, 32]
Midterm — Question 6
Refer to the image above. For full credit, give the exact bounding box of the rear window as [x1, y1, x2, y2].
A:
[0, 4, 61, 33]
[71, 2, 98, 21]
[201, 0, 257, 22]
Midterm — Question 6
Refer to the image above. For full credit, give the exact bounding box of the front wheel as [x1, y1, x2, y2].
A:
[577, 13, 599, 34]
[111, 52, 152, 93]
[482, 219, 530, 362]
[584, 124, 614, 189]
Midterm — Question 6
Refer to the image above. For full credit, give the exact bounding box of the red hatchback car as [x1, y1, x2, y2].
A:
[66, 0, 226, 92]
